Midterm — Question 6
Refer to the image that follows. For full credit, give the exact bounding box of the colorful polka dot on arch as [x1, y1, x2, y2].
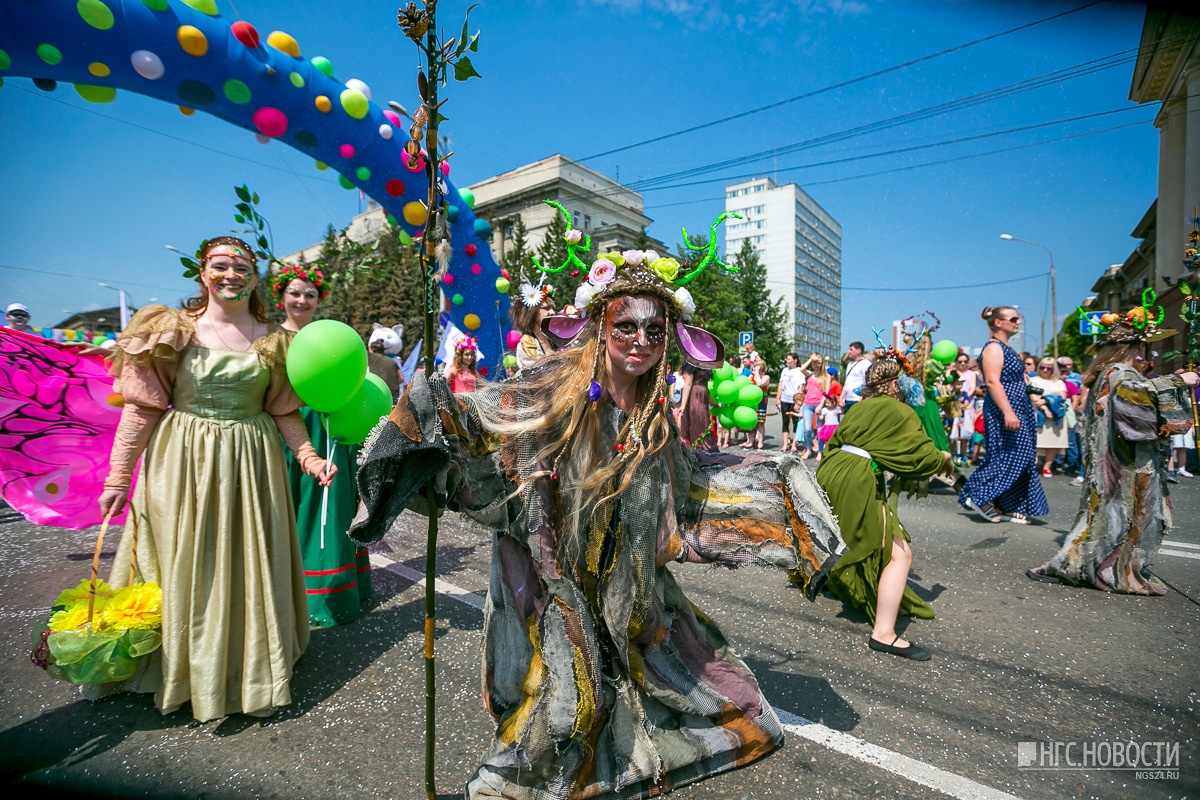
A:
[0, 0, 508, 361]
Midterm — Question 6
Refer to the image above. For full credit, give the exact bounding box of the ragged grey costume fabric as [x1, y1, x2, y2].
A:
[351, 372, 844, 798]
[1036, 364, 1192, 594]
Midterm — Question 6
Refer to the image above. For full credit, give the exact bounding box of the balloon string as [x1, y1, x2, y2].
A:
[320, 413, 331, 550]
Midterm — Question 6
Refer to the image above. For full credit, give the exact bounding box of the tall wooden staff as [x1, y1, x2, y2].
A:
[396, 3, 481, 796]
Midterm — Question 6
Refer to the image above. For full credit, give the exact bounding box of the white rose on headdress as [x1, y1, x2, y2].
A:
[674, 287, 696, 321]
[564, 229, 583, 244]
[622, 250, 645, 266]
[574, 281, 598, 311]
[642, 249, 660, 264]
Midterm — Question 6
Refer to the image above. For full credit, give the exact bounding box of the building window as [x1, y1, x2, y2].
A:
[584, 214, 591, 230]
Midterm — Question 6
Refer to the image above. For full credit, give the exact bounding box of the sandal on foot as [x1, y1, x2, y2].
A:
[868, 635, 931, 661]
[1026, 568, 1066, 585]
[1006, 512, 1030, 525]
[972, 502, 1004, 523]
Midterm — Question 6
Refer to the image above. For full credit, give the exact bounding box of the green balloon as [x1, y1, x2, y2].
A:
[716, 380, 739, 405]
[74, 83, 116, 103]
[732, 375, 751, 390]
[737, 384, 764, 407]
[714, 363, 735, 382]
[733, 405, 759, 431]
[286, 320, 368, 412]
[340, 88, 369, 120]
[327, 372, 393, 445]
[717, 408, 736, 429]
[503, 354, 517, 369]
[458, 187, 475, 208]
[931, 339, 958, 365]
[311, 56, 334, 78]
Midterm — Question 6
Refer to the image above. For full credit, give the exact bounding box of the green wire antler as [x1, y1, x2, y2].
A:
[674, 212, 742, 286]
[531, 200, 592, 274]
[1133, 287, 1165, 330]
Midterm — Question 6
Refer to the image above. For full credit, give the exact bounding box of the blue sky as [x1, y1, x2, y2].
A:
[0, 0, 1157, 356]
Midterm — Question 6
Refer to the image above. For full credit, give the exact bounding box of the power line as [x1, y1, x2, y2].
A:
[578, 0, 1108, 161]
[0, 263, 189, 294]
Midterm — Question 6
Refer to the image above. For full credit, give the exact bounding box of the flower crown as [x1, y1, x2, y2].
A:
[270, 264, 330, 308]
[1079, 288, 1174, 346]
[532, 200, 740, 323]
[455, 336, 478, 353]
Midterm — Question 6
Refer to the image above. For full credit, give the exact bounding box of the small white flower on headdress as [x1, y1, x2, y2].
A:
[642, 249, 660, 264]
[519, 282, 544, 308]
[564, 229, 582, 244]
[574, 281, 598, 312]
[674, 287, 695, 321]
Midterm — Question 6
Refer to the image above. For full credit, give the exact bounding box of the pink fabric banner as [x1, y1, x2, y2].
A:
[0, 328, 130, 528]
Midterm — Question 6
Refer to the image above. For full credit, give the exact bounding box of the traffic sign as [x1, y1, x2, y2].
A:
[738, 331, 754, 348]
[1079, 311, 1106, 336]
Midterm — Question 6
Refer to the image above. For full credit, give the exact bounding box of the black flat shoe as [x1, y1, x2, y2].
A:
[868, 635, 931, 661]
[1025, 568, 1066, 585]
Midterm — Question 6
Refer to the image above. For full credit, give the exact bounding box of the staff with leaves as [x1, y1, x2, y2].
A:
[392, 3, 481, 796]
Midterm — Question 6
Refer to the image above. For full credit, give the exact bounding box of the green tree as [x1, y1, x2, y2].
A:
[315, 224, 426, 357]
[730, 238, 789, 369]
[501, 217, 533, 286]
[1048, 310, 1093, 367]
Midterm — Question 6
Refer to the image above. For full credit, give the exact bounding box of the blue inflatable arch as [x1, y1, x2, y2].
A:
[0, 0, 509, 364]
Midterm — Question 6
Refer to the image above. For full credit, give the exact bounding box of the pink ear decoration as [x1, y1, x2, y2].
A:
[540, 315, 590, 351]
[676, 323, 725, 369]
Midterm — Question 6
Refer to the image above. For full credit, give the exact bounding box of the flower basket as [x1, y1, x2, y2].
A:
[30, 510, 162, 686]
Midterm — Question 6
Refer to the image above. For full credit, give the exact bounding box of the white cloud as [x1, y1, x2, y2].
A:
[81, 302, 103, 312]
[579, 0, 871, 30]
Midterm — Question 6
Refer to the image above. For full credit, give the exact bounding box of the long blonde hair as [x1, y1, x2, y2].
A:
[467, 305, 676, 558]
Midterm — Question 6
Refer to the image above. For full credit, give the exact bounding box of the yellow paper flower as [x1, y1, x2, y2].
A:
[49, 600, 103, 633]
[102, 583, 162, 631]
[600, 251, 626, 268]
[54, 578, 112, 609]
[648, 257, 680, 282]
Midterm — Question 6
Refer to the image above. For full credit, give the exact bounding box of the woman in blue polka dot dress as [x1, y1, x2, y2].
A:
[960, 305, 1048, 523]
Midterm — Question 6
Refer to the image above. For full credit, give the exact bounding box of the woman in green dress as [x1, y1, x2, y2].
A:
[816, 352, 953, 661]
[273, 265, 371, 626]
[98, 237, 335, 721]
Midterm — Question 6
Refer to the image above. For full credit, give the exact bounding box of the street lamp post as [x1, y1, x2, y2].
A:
[1000, 234, 1057, 359]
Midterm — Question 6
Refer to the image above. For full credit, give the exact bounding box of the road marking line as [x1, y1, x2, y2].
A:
[776, 710, 1023, 800]
[1162, 541, 1200, 550]
[370, 553, 486, 610]
[370, 552, 1024, 800]
[1158, 549, 1200, 561]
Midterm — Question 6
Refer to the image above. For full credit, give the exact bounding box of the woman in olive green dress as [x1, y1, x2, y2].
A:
[816, 353, 952, 661]
[273, 265, 371, 626]
[98, 237, 334, 721]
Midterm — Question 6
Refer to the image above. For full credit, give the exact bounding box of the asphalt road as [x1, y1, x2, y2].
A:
[1, 457, 1196, 800]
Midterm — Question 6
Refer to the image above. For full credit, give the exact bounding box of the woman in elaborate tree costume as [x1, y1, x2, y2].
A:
[1028, 299, 1197, 594]
[817, 352, 953, 662]
[351, 218, 844, 798]
[273, 264, 371, 627]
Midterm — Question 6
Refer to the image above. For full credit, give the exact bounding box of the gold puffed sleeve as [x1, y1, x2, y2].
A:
[104, 306, 195, 495]
[255, 326, 302, 417]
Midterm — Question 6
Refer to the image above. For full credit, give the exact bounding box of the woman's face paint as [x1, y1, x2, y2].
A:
[283, 278, 320, 324]
[605, 295, 666, 378]
[202, 246, 256, 303]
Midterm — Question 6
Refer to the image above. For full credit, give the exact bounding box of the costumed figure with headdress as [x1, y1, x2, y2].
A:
[1028, 295, 1197, 594]
[350, 205, 845, 798]
[509, 279, 557, 372]
[816, 350, 954, 661]
[272, 264, 371, 627]
[897, 314, 953, 456]
[96, 237, 334, 721]
[445, 335, 480, 393]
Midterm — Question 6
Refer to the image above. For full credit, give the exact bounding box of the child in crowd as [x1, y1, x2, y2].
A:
[816, 395, 841, 461]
